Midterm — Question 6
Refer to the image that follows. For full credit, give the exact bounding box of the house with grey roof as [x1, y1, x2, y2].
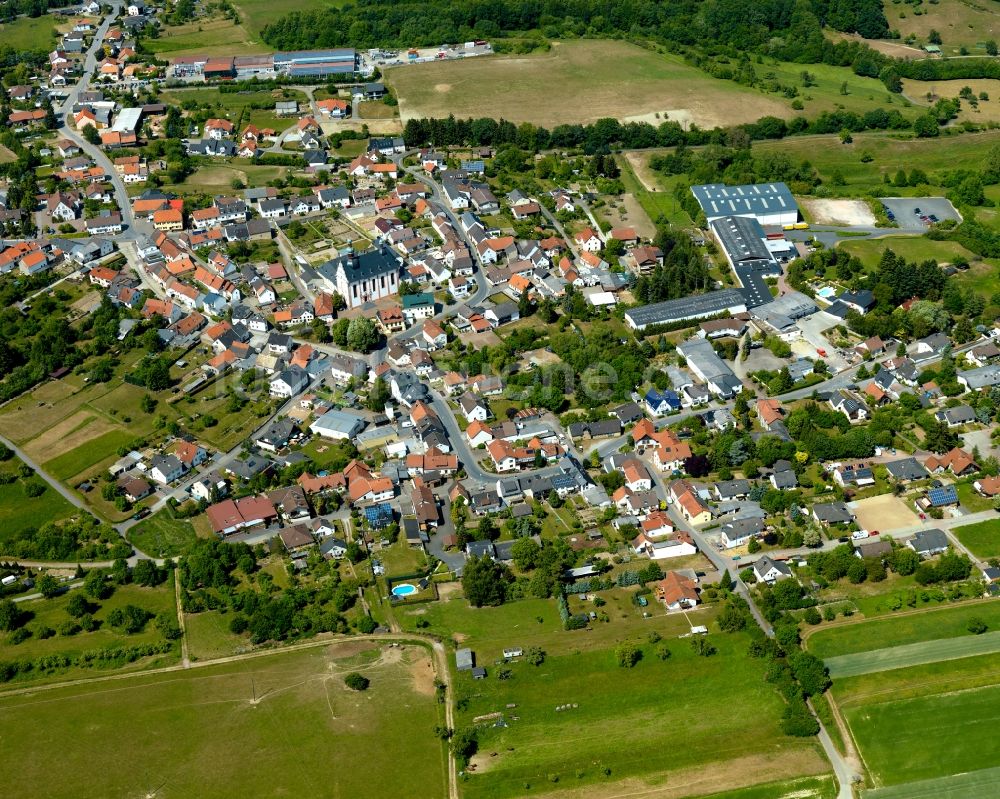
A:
[812, 501, 853, 525]
[907, 528, 949, 556]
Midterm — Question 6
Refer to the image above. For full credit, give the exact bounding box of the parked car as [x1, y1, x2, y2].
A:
[132, 508, 151, 520]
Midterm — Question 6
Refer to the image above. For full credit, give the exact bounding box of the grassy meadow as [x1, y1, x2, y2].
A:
[0, 580, 180, 683]
[0, 15, 57, 51]
[0, 642, 447, 798]
[0, 459, 77, 546]
[397, 595, 827, 799]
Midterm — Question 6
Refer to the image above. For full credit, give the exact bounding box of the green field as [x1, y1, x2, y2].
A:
[234, 0, 352, 37]
[807, 601, 1000, 658]
[0, 463, 77, 545]
[0, 580, 179, 683]
[953, 518, 1000, 559]
[399, 596, 827, 798]
[0, 15, 57, 50]
[454, 630, 828, 799]
[183, 608, 247, 660]
[862, 765, 1000, 798]
[825, 629, 1000, 678]
[825, 606, 1000, 794]
[844, 681, 1000, 788]
[145, 16, 261, 59]
[386, 40, 793, 128]
[44, 429, 136, 481]
[839, 236, 979, 269]
[0, 642, 447, 797]
[701, 776, 836, 799]
[127, 510, 199, 558]
[753, 130, 1000, 193]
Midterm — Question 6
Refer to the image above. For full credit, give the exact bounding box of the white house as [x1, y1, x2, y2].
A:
[753, 556, 792, 584]
[149, 454, 185, 485]
[575, 227, 603, 253]
[269, 366, 310, 399]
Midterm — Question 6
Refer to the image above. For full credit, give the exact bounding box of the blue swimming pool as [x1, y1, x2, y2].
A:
[392, 583, 417, 597]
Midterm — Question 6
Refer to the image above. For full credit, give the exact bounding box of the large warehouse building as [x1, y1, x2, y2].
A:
[624, 289, 748, 331]
[274, 49, 358, 77]
[691, 182, 799, 227]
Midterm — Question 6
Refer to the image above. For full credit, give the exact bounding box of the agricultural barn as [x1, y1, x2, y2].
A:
[691, 182, 799, 227]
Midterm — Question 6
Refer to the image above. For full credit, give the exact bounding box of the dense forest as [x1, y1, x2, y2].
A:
[261, 0, 888, 55]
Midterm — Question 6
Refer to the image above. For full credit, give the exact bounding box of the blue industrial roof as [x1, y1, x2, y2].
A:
[275, 49, 356, 63]
[691, 182, 798, 218]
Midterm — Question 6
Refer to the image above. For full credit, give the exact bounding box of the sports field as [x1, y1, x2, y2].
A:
[825, 629, 1000, 678]
[385, 40, 793, 128]
[953, 518, 1000, 558]
[0, 642, 446, 797]
[806, 600, 1000, 659]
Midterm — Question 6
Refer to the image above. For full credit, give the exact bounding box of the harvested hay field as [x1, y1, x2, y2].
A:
[386, 40, 791, 128]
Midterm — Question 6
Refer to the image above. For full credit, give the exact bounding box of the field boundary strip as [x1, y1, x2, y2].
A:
[825, 630, 1000, 678]
[862, 764, 1000, 798]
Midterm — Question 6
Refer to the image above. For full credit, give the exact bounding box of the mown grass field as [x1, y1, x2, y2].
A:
[845, 681, 1000, 788]
[825, 629, 1000, 678]
[0, 460, 77, 545]
[861, 764, 1000, 798]
[832, 650, 1000, 796]
[0, 15, 57, 50]
[0, 642, 447, 797]
[127, 510, 199, 558]
[700, 775, 836, 799]
[806, 600, 1000, 659]
[453, 629, 828, 799]
[44, 428, 136, 482]
[0, 580, 179, 683]
[953, 518, 1000, 559]
[385, 40, 792, 128]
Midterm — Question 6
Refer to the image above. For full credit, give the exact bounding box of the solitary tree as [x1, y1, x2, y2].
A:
[344, 672, 370, 691]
